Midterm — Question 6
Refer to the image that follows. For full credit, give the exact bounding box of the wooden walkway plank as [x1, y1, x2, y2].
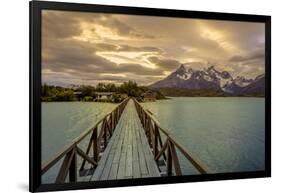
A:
[125, 144, 133, 178]
[132, 121, 141, 178]
[99, 130, 121, 180]
[90, 124, 120, 181]
[136, 122, 149, 176]
[89, 99, 160, 181]
[138, 123, 161, 177]
[108, 119, 126, 180]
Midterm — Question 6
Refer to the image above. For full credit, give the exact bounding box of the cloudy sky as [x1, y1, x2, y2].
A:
[42, 10, 265, 86]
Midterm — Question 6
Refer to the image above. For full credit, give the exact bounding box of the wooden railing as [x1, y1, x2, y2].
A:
[133, 99, 208, 176]
[41, 98, 129, 183]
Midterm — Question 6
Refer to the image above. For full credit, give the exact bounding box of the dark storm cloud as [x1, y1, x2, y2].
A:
[41, 11, 106, 40]
[42, 38, 110, 72]
[94, 43, 162, 53]
[229, 48, 265, 63]
[147, 56, 181, 71]
[42, 11, 84, 39]
[116, 45, 162, 52]
[42, 11, 164, 79]
[42, 10, 155, 40]
[106, 63, 164, 76]
[94, 43, 118, 51]
[43, 36, 164, 76]
[42, 39, 164, 85]
[98, 16, 155, 39]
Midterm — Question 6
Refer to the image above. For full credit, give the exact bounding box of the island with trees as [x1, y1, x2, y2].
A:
[41, 81, 167, 103]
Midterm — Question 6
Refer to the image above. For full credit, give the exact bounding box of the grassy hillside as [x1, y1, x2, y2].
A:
[157, 88, 225, 97]
[155, 88, 265, 97]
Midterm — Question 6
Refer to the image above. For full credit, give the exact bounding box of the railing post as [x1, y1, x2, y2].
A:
[116, 109, 118, 121]
[113, 109, 117, 128]
[110, 113, 114, 132]
[146, 118, 151, 144]
[141, 109, 144, 126]
[142, 112, 145, 126]
[149, 121, 153, 146]
[80, 131, 94, 171]
[169, 141, 182, 176]
[117, 107, 120, 119]
[107, 117, 112, 136]
[93, 127, 98, 164]
[144, 114, 147, 129]
[166, 140, 173, 176]
[158, 134, 166, 161]
[153, 124, 159, 158]
[69, 147, 77, 182]
[55, 147, 76, 183]
[103, 119, 107, 147]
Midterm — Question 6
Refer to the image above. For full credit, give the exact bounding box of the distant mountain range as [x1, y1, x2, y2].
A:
[150, 65, 265, 97]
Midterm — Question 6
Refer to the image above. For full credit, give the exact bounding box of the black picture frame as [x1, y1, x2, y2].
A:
[29, 0, 271, 192]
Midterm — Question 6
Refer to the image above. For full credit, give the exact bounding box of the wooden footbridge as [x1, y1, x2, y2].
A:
[42, 98, 208, 183]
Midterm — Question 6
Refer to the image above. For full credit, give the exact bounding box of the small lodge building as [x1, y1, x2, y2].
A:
[95, 92, 128, 102]
[118, 93, 128, 99]
[142, 91, 156, 102]
[73, 91, 128, 102]
[95, 92, 114, 100]
[73, 91, 82, 96]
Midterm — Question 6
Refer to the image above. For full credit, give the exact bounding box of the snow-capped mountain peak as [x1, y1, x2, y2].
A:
[174, 64, 188, 76]
[255, 74, 265, 81]
[150, 64, 264, 95]
[175, 65, 193, 80]
[202, 66, 233, 88]
[233, 76, 253, 87]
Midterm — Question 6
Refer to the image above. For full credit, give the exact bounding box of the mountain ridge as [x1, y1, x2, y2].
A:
[150, 64, 265, 97]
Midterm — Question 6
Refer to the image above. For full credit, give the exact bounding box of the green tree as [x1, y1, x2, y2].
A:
[105, 83, 117, 92]
[119, 80, 140, 96]
[96, 83, 105, 92]
[79, 85, 95, 97]
[54, 90, 76, 101]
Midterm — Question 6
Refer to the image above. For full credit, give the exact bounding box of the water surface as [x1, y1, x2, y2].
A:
[42, 102, 116, 183]
[41, 97, 265, 182]
[141, 97, 265, 174]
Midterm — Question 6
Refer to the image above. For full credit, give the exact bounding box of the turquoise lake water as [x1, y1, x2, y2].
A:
[141, 97, 265, 174]
[41, 102, 117, 183]
[41, 97, 265, 183]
